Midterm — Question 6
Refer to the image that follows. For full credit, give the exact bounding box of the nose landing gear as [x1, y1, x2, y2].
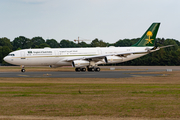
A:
[21, 65, 25, 73]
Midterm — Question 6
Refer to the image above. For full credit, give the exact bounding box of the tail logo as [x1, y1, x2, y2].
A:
[146, 31, 154, 44]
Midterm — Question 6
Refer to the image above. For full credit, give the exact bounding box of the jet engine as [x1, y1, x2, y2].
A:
[105, 56, 123, 64]
[72, 60, 89, 67]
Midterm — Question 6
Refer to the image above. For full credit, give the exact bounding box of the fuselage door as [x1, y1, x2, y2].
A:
[55, 51, 60, 57]
[97, 49, 102, 55]
[21, 51, 25, 59]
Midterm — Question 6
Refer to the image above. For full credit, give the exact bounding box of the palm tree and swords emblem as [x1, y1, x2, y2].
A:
[146, 31, 154, 44]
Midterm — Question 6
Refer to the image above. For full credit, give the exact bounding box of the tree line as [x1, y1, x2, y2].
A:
[0, 36, 180, 66]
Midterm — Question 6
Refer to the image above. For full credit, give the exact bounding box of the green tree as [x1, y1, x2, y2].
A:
[12, 36, 32, 50]
[46, 39, 59, 48]
[0, 47, 3, 63]
[38, 43, 50, 48]
[31, 37, 45, 48]
[163, 39, 178, 51]
[76, 42, 90, 47]
[91, 38, 107, 47]
[0, 46, 11, 64]
[2, 46, 11, 57]
[59, 40, 76, 48]
[0, 37, 13, 50]
[0, 37, 12, 64]
[114, 39, 132, 47]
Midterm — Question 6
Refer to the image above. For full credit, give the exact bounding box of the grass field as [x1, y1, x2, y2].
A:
[0, 67, 180, 119]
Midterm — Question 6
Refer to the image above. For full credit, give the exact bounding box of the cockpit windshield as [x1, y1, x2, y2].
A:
[7, 54, 15, 56]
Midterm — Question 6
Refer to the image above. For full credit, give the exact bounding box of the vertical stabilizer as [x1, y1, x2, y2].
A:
[132, 23, 160, 46]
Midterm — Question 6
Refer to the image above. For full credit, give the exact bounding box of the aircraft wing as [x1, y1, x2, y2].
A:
[66, 50, 148, 62]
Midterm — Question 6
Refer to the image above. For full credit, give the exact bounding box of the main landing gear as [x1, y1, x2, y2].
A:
[75, 67, 86, 72]
[21, 65, 25, 73]
[75, 67, 100, 72]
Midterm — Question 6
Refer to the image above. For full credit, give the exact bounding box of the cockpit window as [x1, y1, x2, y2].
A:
[7, 54, 15, 56]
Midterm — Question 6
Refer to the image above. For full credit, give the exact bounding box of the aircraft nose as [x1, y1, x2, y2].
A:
[3, 56, 9, 63]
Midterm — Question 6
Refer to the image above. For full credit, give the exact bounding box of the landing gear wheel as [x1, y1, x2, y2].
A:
[21, 69, 25, 73]
[87, 68, 94, 72]
[75, 68, 81, 72]
[81, 68, 86, 72]
[95, 67, 100, 72]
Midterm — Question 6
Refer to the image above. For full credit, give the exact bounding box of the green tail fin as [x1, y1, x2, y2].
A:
[132, 23, 160, 47]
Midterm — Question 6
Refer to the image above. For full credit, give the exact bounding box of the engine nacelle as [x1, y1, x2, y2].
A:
[105, 56, 123, 64]
[72, 60, 89, 67]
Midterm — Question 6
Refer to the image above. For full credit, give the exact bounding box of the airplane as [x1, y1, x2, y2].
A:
[3, 23, 172, 72]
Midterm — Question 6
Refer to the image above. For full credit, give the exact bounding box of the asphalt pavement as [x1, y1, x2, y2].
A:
[1, 66, 178, 78]
[0, 71, 162, 78]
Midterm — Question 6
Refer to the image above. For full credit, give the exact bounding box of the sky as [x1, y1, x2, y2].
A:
[0, 0, 180, 43]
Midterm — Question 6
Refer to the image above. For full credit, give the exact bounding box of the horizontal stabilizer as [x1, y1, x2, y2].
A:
[159, 45, 174, 49]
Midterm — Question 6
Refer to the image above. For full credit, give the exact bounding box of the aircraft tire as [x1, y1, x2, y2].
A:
[87, 68, 91, 72]
[21, 69, 25, 73]
[81, 68, 86, 72]
[75, 68, 81, 72]
[95, 67, 100, 72]
[88, 68, 94, 72]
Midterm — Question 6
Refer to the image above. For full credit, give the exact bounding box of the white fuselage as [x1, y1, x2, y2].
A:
[3, 46, 152, 67]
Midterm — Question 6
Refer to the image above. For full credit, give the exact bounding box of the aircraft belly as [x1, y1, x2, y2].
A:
[54, 60, 71, 66]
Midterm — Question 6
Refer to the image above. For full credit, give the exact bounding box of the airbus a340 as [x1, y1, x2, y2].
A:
[4, 23, 172, 72]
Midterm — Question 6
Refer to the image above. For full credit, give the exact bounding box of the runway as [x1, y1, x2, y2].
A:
[0, 66, 178, 78]
[0, 70, 162, 78]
